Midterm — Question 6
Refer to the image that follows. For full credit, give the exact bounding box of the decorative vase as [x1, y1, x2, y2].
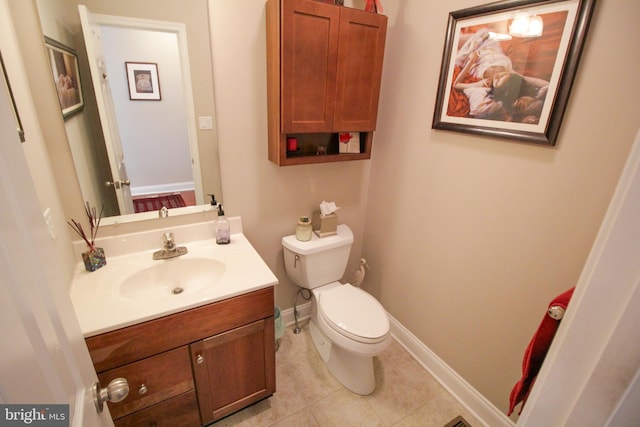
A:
[82, 247, 106, 272]
[295, 216, 312, 241]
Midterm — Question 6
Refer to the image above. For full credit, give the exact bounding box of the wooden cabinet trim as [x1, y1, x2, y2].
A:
[202, 317, 265, 349]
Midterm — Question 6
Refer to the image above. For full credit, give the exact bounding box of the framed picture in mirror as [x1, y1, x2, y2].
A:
[126, 62, 161, 101]
[432, 0, 595, 146]
[44, 37, 84, 119]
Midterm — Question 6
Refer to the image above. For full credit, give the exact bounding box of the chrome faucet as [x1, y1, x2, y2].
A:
[152, 232, 188, 260]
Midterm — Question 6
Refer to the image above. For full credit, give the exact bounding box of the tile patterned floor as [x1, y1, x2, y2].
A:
[211, 321, 481, 426]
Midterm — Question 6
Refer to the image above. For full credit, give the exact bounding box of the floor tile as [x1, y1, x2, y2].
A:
[210, 325, 479, 426]
[310, 388, 384, 427]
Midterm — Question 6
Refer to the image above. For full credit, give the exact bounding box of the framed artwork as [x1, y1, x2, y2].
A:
[432, 0, 595, 145]
[125, 62, 161, 101]
[45, 37, 84, 119]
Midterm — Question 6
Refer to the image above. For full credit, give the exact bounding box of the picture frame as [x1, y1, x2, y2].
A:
[125, 62, 161, 101]
[1, 52, 25, 142]
[432, 0, 595, 146]
[44, 37, 84, 119]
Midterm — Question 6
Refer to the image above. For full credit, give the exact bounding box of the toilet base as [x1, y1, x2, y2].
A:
[309, 320, 376, 395]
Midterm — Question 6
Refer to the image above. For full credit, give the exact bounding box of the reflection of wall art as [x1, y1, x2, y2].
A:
[126, 62, 161, 101]
[1, 52, 25, 142]
[432, 0, 595, 146]
[45, 37, 84, 119]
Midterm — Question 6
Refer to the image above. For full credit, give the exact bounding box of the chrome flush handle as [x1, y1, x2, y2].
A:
[294, 254, 300, 268]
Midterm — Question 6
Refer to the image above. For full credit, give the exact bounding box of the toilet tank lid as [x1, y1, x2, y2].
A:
[282, 224, 353, 255]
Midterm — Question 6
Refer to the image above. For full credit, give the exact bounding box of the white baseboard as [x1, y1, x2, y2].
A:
[130, 181, 194, 196]
[387, 312, 514, 427]
[280, 303, 513, 427]
[280, 301, 312, 327]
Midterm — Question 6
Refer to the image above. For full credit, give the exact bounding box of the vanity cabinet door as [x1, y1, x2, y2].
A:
[191, 317, 276, 424]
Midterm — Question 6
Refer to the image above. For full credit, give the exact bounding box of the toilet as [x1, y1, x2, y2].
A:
[282, 224, 391, 395]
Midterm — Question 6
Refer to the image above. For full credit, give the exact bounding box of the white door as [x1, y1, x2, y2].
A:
[78, 5, 134, 215]
[0, 61, 112, 426]
[519, 129, 640, 425]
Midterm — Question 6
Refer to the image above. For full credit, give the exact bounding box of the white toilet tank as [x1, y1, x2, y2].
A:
[282, 224, 354, 289]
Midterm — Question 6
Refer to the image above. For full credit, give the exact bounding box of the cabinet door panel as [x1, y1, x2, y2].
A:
[191, 318, 275, 424]
[334, 8, 387, 131]
[282, 0, 339, 133]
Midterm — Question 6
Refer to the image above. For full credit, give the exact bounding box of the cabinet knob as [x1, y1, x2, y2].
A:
[138, 384, 148, 395]
[196, 354, 204, 364]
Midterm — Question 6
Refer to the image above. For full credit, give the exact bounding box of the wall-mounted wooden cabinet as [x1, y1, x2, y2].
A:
[267, 0, 387, 166]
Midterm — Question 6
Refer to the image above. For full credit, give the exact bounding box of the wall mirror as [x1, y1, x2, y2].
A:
[36, 0, 222, 223]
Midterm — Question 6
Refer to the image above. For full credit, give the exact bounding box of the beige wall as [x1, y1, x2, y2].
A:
[363, 0, 640, 417]
[10, 0, 640, 419]
[209, 0, 374, 318]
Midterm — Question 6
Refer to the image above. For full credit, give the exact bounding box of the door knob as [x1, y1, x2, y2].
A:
[93, 378, 129, 413]
[105, 180, 131, 189]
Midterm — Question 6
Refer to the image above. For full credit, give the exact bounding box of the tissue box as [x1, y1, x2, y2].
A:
[338, 132, 360, 154]
[312, 211, 337, 237]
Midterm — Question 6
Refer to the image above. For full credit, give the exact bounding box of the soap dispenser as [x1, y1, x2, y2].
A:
[214, 204, 230, 245]
[208, 194, 217, 209]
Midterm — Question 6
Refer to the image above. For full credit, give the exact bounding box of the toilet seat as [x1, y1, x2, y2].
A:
[317, 284, 389, 344]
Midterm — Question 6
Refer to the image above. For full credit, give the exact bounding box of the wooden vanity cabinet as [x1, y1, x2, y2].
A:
[266, 0, 387, 166]
[85, 287, 275, 426]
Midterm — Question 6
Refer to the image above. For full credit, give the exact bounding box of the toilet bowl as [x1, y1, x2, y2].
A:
[282, 225, 390, 395]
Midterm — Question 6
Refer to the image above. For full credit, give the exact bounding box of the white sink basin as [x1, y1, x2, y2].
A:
[119, 258, 226, 301]
[70, 219, 279, 337]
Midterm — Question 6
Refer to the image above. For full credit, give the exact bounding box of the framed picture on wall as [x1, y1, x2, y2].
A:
[44, 37, 84, 119]
[125, 62, 161, 101]
[431, 0, 595, 146]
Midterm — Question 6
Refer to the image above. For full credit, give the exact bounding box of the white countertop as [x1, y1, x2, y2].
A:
[69, 218, 278, 337]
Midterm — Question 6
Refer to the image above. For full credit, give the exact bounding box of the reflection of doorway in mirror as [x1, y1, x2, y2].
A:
[102, 26, 194, 206]
[70, 5, 210, 220]
[132, 190, 195, 213]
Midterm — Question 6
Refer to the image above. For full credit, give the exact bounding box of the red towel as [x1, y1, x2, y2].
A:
[508, 287, 575, 416]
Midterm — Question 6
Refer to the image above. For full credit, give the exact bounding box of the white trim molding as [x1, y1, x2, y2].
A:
[388, 312, 513, 427]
